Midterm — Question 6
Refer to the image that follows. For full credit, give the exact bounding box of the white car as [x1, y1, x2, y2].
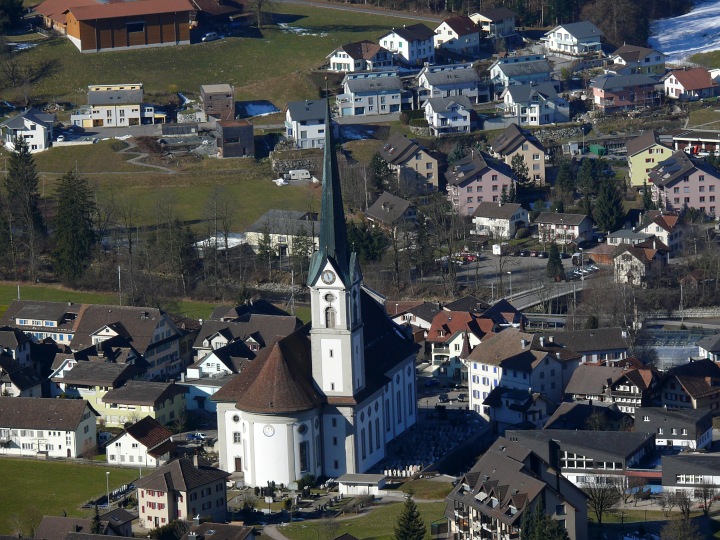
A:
[202, 32, 219, 42]
[56, 135, 65, 142]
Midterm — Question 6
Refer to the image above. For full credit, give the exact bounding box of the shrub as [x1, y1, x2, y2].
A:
[515, 227, 530, 239]
[409, 119, 428, 128]
[399, 112, 410, 125]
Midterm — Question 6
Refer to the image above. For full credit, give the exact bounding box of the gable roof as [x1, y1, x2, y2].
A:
[194, 314, 301, 350]
[286, 99, 327, 123]
[0, 108, 55, 130]
[35, 517, 109, 540]
[648, 150, 705, 187]
[444, 295, 490, 313]
[565, 364, 629, 395]
[667, 67, 717, 91]
[425, 95, 473, 114]
[332, 40, 387, 60]
[366, 191, 413, 225]
[494, 58, 552, 78]
[591, 73, 657, 90]
[379, 132, 423, 166]
[181, 523, 254, 540]
[420, 64, 482, 86]
[118, 415, 174, 450]
[66, 0, 193, 21]
[383, 23, 435, 43]
[438, 15, 478, 36]
[472, 201, 523, 220]
[490, 123, 544, 155]
[505, 81, 558, 103]
[135, 457, 230, 492]
[346, 75, 403, 94]
[551, 20, 602, 40]
[612, 44, 662, 63]
[473, 7, 515, 21]
[102, 381, 186, 407]
[626, 130, 670, 157]
[54, 360, 137, 387]
[0, 397, 97, 430]
[666, 359, 720, 399]
[445, 151, 512, 187]
[210, 300, 289, 321]
[537, 327, 630, 353]
[543, 401, 628, 430]
[534, 212, 590, 226]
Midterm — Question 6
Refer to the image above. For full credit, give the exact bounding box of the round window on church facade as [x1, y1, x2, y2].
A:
[324, 293, 335, 303]
[367, 407, 372, 417]
[232, 414, 240, 423]
[360, 411, 365, 422]
[374, 402, 379, 412]
[298, 424, 308, 435]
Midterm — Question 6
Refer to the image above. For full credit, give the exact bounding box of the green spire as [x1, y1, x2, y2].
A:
[308, 99, 351, 286]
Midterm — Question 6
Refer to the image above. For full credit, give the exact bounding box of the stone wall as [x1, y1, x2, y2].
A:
[270, 149, 323, 174]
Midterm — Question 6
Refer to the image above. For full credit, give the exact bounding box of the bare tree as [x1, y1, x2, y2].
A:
[628, 477, 647, 507]
[249, 0, 275, 29]
[697, 479, 718, 516]
[660, 491, 676, 517]
[582, 478, 621, 526]
[660, 518, 703, 540]
[674, 490, 692, 521]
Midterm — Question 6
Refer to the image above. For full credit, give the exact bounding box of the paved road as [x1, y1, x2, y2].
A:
[275, 0, 442, 23]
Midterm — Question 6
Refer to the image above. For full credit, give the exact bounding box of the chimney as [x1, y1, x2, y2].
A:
[556, 352, 561, 359]
[193, 454, 200, 467]
[621, 330, 628, 338]
[539, 336, 545, 347]
[548, 336, 554, 343]
[498, 201, 502, 207]
[520, 339, 527, 348]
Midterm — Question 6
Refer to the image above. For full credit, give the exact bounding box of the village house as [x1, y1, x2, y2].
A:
[445, 150, 516, 216]
[649, 150, 720, 214]
[0, 397, 98, 458]
[507, 429, 656, 488]
[426, 310, 489, 380]
[285, 99, 334, 149]
[208, 301, 291, 322]
[445, 437, 588, 540]
[106, 415, 176, 467]
[490, 123, 546, 184]
[673, 128, 720, 155]
[378, 132, 439, 192]
[658, 359, 720, 411]
[71, 84, 165, 128]
[326, 40, 393, 72]
[424, 96, 473, 137]
[483, 386, 556, 432]
[604, 45, 666, 77]
[534, 212, 593, 245]
[663, 67, 719, 100]
[471, 202, 528, 240]
[135, 456, 230, 528]
[99, 509, 136, 537]
[662, 454, 720, 497]
[50, 360, 138, 400]
[200, 84, 234, 121]
[0, 108, 55, 153]
[698, 334, 720, 361]
[337, 72, 405, 117]
[537, 328, 631, 364]
[613, 241, 670, 286]
[1, 300, 81, 343]
[488, 54, 552, 93]
[217, 120, 254, 158]
[244, 209, 319, 257]
[416, 63, 490, 107]
[470, 7, 516, 40]
[467, 328, 581, 420]
[541, 21, 603, 57]
[101, 381, 186, 427]
[0, 355, 42, 397]
[0, 326, 32, 366]
[606, 229, 655, 248]
[564, 363, 660, 415]
[543, 401, 631, 431]
[590, 73, 660, 113]
[433, 15, 481, 55]
[626, 130, 673, 187]
[34, 515, 115, 540]
[365, 191, 417, 231]
[634, 407, 713, 449]
[378, 23, 436, 65]
[499, 82, 570, 126]
[181, 522, 255, 540]
[34, 0, 194, 52]
[636, 212, 683, 254]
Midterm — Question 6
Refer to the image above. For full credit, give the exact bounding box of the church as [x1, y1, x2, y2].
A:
[214, 103, 419, 487]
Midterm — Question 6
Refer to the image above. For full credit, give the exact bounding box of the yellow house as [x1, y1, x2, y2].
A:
[101, 381, 186, 427]
[627, 130, 672, 188]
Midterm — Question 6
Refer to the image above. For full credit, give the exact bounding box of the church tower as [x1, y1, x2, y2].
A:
[308, 101, 365, 400]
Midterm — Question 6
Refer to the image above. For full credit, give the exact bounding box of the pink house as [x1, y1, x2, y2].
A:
[445, 151, 516, 216]
[590, 73, 660, 113]
[649, 150, 720, 215]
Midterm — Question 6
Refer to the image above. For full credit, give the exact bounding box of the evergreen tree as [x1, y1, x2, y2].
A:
[393, 493, 425, 540]
[448, 142, 468, 164]
[511, 154, 529, 184]
[508, 181, 518, 203]
[594, 179, 625, 232]
[642, 181, 655, 210]
[0, 0, 23, 30]
[546, 242, 565, 281]
[554, 160, 575, 196]
[412, 216, 434, 278]
[91, 505, 102, 534]
[532, 515, 570, 540]
[6, 137, 45, 280]
[519, 501, 535, 540]
[501, 185, 508, 203]
[370, 153, 391, 195]
[576, 158, 595, 197]
[53, 170, 96, 283]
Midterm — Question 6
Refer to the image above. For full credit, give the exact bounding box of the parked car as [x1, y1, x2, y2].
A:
[529, 250, 538, 257]
[437, 393, 450, 403]
[518, 250, 530, 257]
[560, 252, 570, 259]
[56, 135, 65, 142]
[202, 32, 219, 42]
[424, 378, 440, 387]
[457, 393, 467, 402]
[538, 251, 548, 258]
[186, 432, 207, 442]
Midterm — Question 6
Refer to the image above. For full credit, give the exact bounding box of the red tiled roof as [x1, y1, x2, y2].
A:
[668, 68, 717, 91]
[427, 311, 478, 343]
[124, 415, 174, 450]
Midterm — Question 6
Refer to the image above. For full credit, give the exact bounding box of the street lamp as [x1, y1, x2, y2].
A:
[507, 271, 513, 297]
[105, 471, 110, 508]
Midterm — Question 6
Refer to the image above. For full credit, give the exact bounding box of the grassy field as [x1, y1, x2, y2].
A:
[3, 6, 428, 106]
[282, 501, 446, 540]
[687, 107, 720, 129]
[0, 282, 218, 319]
[394, 479, 454, 500]
[689, 50, 720, 68]
[31, 140, 146, 174]
[0, 458, 139, 535]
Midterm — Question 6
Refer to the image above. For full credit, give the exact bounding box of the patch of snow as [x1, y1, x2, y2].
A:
[243, 102, 280, 116]
[8, 42, 38, 51]
[649, 0, 720, 64]
[341, 126, 377, 141]
[1, 100, 15, 110]
[114, 135, 133, 140]
[277, 22, 327, 37]
[178, 93, 195, 107]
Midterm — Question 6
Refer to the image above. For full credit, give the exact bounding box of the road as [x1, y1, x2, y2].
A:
[275, 0, 442, 23]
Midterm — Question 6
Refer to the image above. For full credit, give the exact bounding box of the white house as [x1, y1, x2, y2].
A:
[470, 7, 516, 40]
[326, 40, 393, 72]
[285, 99, 332, 149]
[0, 108, 55, 153]
[433, 15, 480, 55]
[213, 108, 418, 487]
[424, 96, 473, 136]
[379, 23, 435, 65]
[489, 55, 552, 90]
[534, 212, 593, 245]
[71, 84, 164, 128]
[541, 21, 603, 57]
[472, 202, 528, 240]
[605, 45, 666, 77]
[0, 397, 98, 458]
[337, 72, 404, 117]
[416, 63, 490, 107]
[106, 415, 175, 468]
[499, 82, 570, 126]
[663, 67, 719, 101]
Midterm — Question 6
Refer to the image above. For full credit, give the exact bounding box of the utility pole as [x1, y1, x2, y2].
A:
[117, 265, 122, 306]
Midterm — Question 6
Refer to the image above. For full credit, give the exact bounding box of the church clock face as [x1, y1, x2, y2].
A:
[321, 270, 336, 284]
[263, 425, 275, 437]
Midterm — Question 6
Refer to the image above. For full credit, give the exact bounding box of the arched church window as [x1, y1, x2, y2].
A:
[325, 307, 336, 328]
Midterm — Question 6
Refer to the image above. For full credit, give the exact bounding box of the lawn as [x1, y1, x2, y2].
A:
[393, 479, 454, 500]
[689, 50, 720, 68]
[0, 281, 218, 319]
[3, 6, 429, 106]
[0, 458, 138, 535]
[30, 140, 148, 174]
[687, 107, 720, 129]
[282, 501, 446, 540]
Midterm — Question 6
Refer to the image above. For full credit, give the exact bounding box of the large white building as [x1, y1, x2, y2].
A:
[1, 108, 55, 153]
[214, 105, 419, 487]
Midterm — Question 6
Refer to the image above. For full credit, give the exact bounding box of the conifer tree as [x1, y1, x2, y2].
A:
[594, 179, 625, 232]
[546, 242, 565, 281]
[393, 492, 426, 540]
[91, 505, 102, 534]
[642, 180, 655, 210]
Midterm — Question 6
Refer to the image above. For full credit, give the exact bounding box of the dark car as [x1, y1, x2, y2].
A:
[424, 378, 440, 387]
[560, 252, 570, 259]
[538, 251, 549, 258]
[437, 393, 450, 403]
[518, 250, 530, 257]
[457, 393, 467, 402]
